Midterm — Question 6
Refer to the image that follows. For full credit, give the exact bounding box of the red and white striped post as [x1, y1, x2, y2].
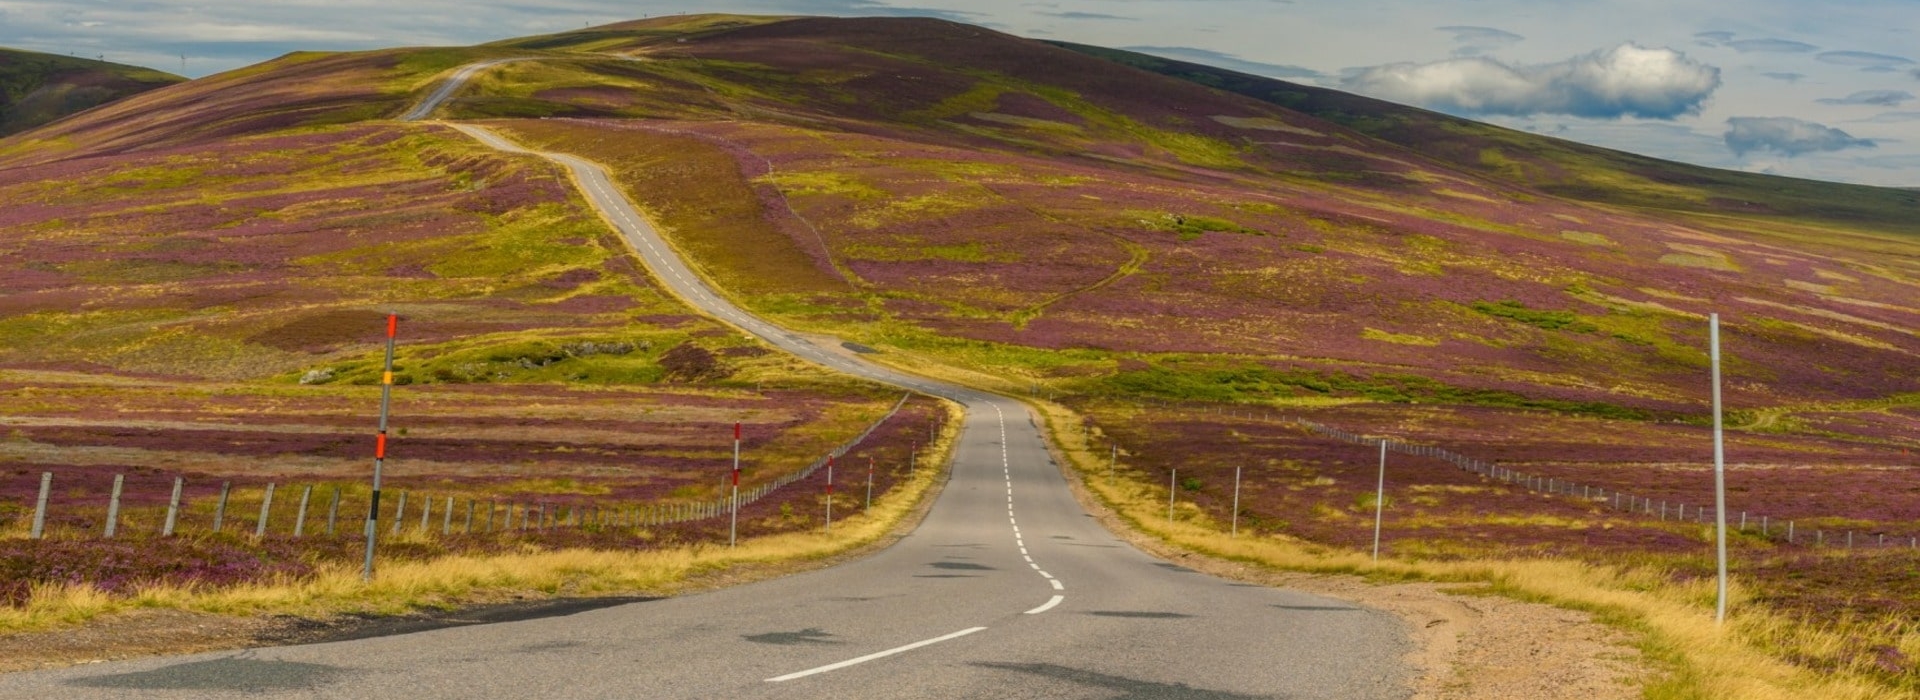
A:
[729, 422, 741, 547]
[824, 456, 835, 532]
[362, 313, 398, 582]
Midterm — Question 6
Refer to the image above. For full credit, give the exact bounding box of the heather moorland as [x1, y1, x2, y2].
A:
[1, 12, 1917, 697]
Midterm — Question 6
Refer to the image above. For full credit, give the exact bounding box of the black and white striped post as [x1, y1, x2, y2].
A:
[362, 312, 398, 582]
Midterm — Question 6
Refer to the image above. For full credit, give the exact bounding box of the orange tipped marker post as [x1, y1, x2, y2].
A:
[362, 313, 399, 582]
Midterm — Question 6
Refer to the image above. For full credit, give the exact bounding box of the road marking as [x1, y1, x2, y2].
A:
[1050, 579, 1064, 590]
[1025, 595, 1065, 615]
[765, 627, 989, 682]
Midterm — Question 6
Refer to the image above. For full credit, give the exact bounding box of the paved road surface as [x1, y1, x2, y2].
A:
[0, 62, 1411, 699]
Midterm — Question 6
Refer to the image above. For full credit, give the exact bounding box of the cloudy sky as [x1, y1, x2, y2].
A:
[5, 0, 1917, 186]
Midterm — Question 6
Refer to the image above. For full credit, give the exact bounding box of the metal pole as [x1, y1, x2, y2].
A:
[1168, 468, 1177, 525]
[104, 474, 124, 538]
[1711, 314, 1729, 625]
[825, 457, 834, 532]
[730, 422, 741, 547]
[442, 496, 453, 535]
[866, 456, 874, 513]
[1231, 466, 1242, 538]
[1373, 440, 1387, 561]
[363, 312, 398, 582]
[30, 472, 50, 540]
[1109, 443, 1117, 486]
[163, 477, 183, 537]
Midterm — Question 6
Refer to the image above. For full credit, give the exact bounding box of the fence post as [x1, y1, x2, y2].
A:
[213, 481, 231, 533]
[487, 500, 496, 532]
[30, 472, 51, 540]
[419, 494, 432, 534]
[463, 498, 472, 534]
[105, 474, 125, 538]
[255, 483, 276, 538]
[1168, 468, 1177, 525]
[295, 485, 312, 538]
[327, 487, 341, 536]
[390, 491, 407, 535]
[163, 477, 183, 537]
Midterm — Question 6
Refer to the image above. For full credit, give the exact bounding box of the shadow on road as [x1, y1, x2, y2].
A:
[974, 661, 1280, 699]
[69, 656, 345, 692]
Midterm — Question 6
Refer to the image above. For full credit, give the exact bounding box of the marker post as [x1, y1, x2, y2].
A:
[362, 313, 398, 582]
[1372, 439, 1387, 561]
[1711, 314, 1729, 624]
[825, 456, 835, 532]
[730, 422, 742, 547]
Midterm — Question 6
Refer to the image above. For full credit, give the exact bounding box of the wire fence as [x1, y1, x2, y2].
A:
[7, 394, 919, 542]
[1095, 402, 1919, 552]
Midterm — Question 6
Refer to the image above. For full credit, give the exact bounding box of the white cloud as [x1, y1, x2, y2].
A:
[1725, 117, 1875, 156]
[1340, 43, 1720, 119]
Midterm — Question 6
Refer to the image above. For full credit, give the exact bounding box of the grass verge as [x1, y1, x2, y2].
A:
[1026, 398, 1911, 700]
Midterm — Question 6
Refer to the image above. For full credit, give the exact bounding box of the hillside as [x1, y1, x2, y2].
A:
[7, 14, 1918, 422]
[0, 48, 182, 137]
[1054, 41, 1920, 236]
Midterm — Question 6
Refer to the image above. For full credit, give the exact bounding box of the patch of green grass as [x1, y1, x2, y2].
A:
[1086, 364, 1652, 419]
[1141, 212, 1263, 241]
[1362, 328, 1440, 346]
[1471, 300, 1599, 333]
[759, 171, 887, 200]
[426, 203, 609, 279]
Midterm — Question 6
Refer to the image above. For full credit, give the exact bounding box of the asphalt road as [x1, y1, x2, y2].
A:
[0, 64, 1412, 699]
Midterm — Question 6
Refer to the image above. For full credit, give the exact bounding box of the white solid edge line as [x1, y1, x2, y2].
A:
[766, 627, 989, 682]
[1025, 595, 1065, 615]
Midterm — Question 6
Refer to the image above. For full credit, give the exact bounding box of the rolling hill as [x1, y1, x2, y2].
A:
[0, 48, 182, 137]
[6, 14, 1918, 421]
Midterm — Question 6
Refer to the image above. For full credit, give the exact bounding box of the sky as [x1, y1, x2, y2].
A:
[4, 0, 1917, 187]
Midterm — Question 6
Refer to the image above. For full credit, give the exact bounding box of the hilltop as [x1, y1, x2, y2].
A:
[0, 48, 182, 137]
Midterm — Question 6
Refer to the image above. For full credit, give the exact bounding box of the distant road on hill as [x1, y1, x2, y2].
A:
[0, 62, 1410, 699]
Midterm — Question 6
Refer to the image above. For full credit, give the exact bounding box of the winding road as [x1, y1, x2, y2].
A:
[0, 62, 1410, 699]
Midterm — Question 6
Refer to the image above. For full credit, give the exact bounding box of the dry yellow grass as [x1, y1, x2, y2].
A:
[0, 398, 964, 635]
[1028, 399, 1912, 700]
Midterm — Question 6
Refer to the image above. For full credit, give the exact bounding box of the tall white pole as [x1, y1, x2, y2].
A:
[1168, 468, 1177, 525]
[1373, 439, 1387, 561]
[1231, 466, 1242, 538]
[729, 422, 741, 547]
[1711, 314, 1729, 625]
